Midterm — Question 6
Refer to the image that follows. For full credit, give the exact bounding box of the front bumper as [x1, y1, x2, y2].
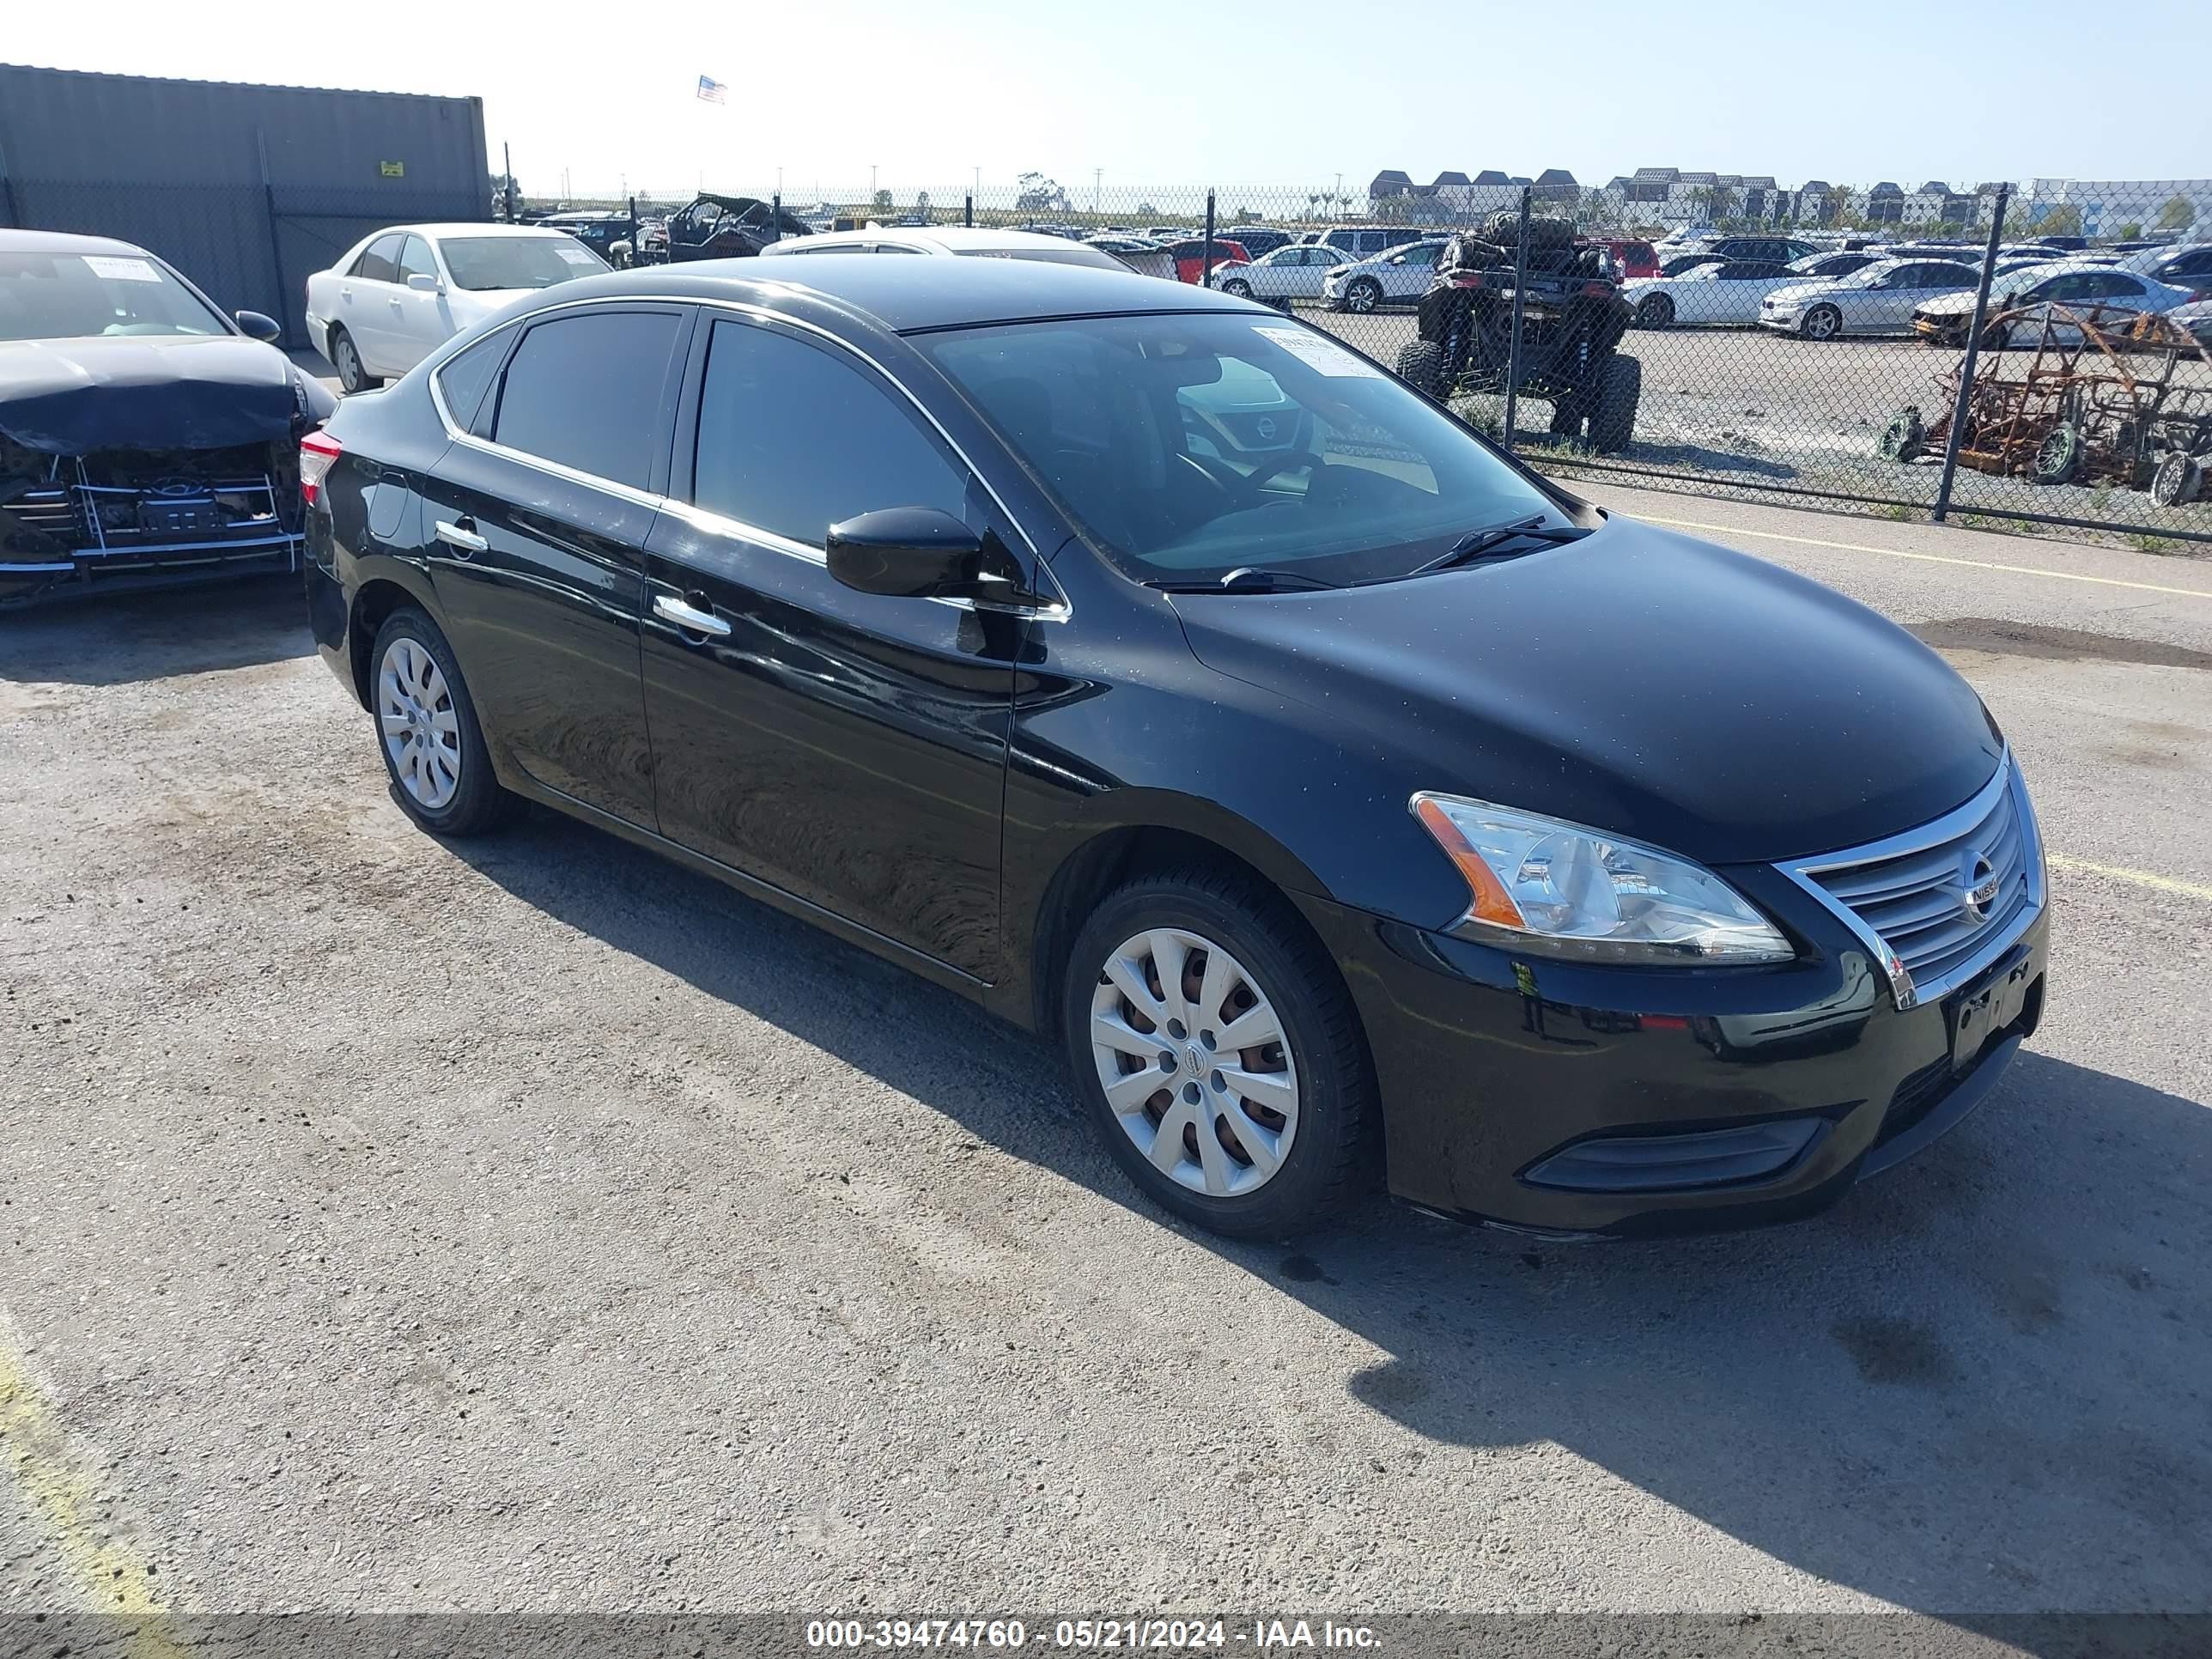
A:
[1296, 867, 2048, 1238]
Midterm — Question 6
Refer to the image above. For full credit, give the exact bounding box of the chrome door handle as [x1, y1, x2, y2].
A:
[653, 593, 731, 638]
[434, 520, 488, 554]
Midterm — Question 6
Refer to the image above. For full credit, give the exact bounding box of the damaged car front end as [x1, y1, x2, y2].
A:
[1, 228, 335, 609]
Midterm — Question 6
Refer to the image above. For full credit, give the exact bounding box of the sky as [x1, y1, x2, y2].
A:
[9, 0, 2207, 204]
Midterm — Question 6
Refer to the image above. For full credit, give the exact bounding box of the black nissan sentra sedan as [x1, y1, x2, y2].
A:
[302, 258, 2047, 1241]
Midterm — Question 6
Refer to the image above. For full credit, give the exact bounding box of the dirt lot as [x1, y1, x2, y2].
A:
[3, 491, 2211, 1640]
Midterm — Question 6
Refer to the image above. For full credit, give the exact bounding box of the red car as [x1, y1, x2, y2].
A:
[1589, 238, 1660, 280]
[1164, 237, 1250, 284]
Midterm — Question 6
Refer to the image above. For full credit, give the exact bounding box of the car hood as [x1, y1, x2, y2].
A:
[0, 332, 300, 454]
[1170, 518, 2002, 866]
[1764, 279, 1858, 305]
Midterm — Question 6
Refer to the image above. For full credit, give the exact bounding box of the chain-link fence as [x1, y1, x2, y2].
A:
[555, 175, 2208, 547]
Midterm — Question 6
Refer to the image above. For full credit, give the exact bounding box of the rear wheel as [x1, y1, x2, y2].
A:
[1061, 869, 1377, 1238]
[329, 325, 375, 395]
[1394, 339, 1448, 397]
[1635, 294, 1674, 330]
[1800, 303, 1843, 341]
[1587, 353, 1641, 453]
[370, 607, 512, 837]
[2033, 422, 2081, 486]
[1221, 277, 1254, 298]
[1344, 277, 1382, 314]
[1548, 398, 1587, 440]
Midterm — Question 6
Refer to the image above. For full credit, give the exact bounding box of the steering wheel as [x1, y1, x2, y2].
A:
[1234, 410, 1319, 496]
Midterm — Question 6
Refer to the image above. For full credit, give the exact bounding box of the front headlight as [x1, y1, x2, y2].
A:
[1409, 793, 1794, 965]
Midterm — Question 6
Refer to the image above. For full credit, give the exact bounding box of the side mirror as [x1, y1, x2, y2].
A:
[826, 507, 1020, 601]
[406, 271, 443, 294]
[234, 310, 282, 343]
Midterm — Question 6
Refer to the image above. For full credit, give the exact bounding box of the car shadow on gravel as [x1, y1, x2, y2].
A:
[452, 809, 2209, 1627]
[0, 573, 309, 684]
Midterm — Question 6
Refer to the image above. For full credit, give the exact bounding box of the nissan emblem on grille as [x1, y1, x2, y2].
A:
[1961, 850, 2002, 924]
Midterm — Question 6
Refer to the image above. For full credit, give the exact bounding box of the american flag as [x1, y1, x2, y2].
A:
[696, 75, 728, 105]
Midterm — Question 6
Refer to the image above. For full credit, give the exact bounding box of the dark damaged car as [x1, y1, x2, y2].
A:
[1, 228, 336, 608]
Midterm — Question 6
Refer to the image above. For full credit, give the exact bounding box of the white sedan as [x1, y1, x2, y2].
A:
[1206, 243, 1352, 305]
[1622, 259, 1802, 329]
[306, 224, 609, 392]
[1909, 260, 2199, 348]
[1757, 258, 1979, 340]
[1322, 240, 1449, 313]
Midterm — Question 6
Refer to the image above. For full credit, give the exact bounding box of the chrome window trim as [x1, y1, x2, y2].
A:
[1775, 751, 2044, 1012]
[424, 291, 1067, 618]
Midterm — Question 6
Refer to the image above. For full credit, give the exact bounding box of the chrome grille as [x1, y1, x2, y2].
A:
[1780, 757, 2043, 1009]
[4, 486, 82, 544]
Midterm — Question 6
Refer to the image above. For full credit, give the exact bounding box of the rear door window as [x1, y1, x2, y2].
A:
[489, 309, 684, 490]
[353, 234, 404, 283]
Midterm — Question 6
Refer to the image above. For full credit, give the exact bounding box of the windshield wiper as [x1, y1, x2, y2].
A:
[1401, 516, 1591, 578]
[1146, 566, 1340, 594]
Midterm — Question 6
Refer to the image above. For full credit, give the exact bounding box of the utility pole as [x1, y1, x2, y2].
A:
[1094, 168, 1103, 212]
[871, 163, 878, 202]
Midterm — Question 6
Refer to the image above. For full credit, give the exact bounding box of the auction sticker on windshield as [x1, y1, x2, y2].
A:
[82, 256, 162, 283]
[1253, 325, 1382, 378]
[555, 245, 602, 266]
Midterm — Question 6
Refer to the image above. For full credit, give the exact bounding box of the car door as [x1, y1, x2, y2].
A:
[639, 313, 1024, 980]
[387, 234, 451, 372]
[1381, 242, 1442, 299]
[340, 233, 406, 374]
[2151, 249, 2212, 293]
[418, 303, 690, 827]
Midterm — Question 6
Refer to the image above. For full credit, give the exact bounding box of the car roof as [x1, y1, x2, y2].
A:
[532, 254, 1258, 333]
[0, 226, 155, 258]
[378, 223, 577, 240]
[763, 226, 1097, 257]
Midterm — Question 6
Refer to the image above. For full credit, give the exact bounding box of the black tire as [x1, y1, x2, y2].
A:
[1548, 398, 1586, 440]
[1800, 303, 1844, 342]
[329, 325, 376, 395]
[1344, 277, 1382, 314]
[1394, 339, 1447, 396]
[1979, 320, 2012, 353]
[1635, 294, 1674, 330]
[1060, 867, 1378, 1239]
[2033, 422, 2081, 486]
[1878, 407, 1925, 463]
[368, 606, 513, 837]
[2151, 452, 2203, 507]
[1221, 278, 1253, 298]
[1587, 353, 1641, 453]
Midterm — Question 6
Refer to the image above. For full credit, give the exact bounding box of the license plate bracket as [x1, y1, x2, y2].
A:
[137, 498, 222, 537]
[1944, 941, 2035, 1073]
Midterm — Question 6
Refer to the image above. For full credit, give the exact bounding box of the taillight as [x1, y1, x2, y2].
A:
[299, 430, 342, 507]
[1581, 281, 1614, 298]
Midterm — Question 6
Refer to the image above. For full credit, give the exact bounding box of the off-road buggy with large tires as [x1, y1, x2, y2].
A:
[1392, 212, 1642, 453]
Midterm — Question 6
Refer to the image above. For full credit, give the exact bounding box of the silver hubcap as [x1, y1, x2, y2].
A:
[1351, 284, 1375, 311]
[378, 637, 462, 810]
[337, 337, 358, 381]
[1809, 310, 1836, 337]
[1091, 927, 1300, 1198]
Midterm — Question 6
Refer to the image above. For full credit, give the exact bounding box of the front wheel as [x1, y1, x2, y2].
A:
[1061, 869, 1377, 1238]
[370, 607, 512, 836]
[1221, 277, 1253, 298]
[1587, 352, 1641, 453]
[1800, 304, 1843, 341]
[1344, 277, 1382, 314]
[1635, 294, 1674, 330]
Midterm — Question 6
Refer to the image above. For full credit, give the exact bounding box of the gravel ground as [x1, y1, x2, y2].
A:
[3, 495, 2209, 1631]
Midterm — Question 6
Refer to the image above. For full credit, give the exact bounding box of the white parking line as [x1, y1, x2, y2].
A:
[2049, 853, 2212, 902]
[1637, 514, 2212, 603]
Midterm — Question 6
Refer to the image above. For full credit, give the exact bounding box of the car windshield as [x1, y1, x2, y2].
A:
[439, 236, 609, 291]
[922, 311, 1566, 587]
[0, 249, 228, 342]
